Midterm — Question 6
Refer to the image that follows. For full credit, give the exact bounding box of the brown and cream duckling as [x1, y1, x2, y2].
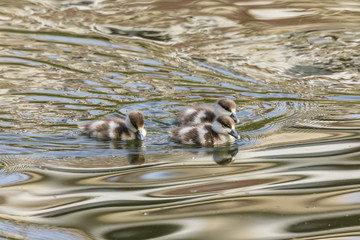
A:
[177, 98, 239, 126]
[79, 111, 146, 140]
[169, 115, 240, 146]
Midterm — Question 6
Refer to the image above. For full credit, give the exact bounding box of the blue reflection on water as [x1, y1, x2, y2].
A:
[195, 61, 272, 87]
[141, 171, 180, 180]
[137, 59, 164, 66]
[30, 35, 145, 52]
[0, 170, 30, 186]
[327, 95, 360, 101]
[0, 57, 42, 66]
[0, 220, 85, 240]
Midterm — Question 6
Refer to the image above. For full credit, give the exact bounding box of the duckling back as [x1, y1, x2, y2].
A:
[177, 98, 239, 126]
[169, 124, 233, 146]
[177, 107, 216, 126]
[80, 118, 135, 140]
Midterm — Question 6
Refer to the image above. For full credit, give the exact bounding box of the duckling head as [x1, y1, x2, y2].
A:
[125, 111, 146, 140]
[214, 98, 239, 123]
[212, 115, 240, 139]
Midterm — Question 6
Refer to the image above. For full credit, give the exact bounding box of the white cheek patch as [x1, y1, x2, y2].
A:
[221, 108, 231, 115]
[214, 104, 231, 116]
[212, 121, 227, 135]
[125, 117, 137, 132]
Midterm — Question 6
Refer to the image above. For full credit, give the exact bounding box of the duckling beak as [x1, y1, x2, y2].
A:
[135, 130, 145, 140]
[230, 113, 239, 124]
[228, 129, 240, 139]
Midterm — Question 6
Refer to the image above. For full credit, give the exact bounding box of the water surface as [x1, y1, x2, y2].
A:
[0, 0, 359, 239]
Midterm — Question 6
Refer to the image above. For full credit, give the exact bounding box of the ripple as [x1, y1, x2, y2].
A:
[103, 224, 181, 240]
[29, 34, 130, 50]
[0, 137, 358, 239]
[0, 0, 359, 239]
[0, 56, 42, 66]
[0, 219, 85, 240]
[249, 8, 315, 20]
[93, 25, 172, 42]
[0, 170, 31, 186]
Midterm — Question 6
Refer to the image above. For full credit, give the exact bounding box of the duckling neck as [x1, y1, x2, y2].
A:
[125, 116, 137, 133]
[214, 104, 230, 117]
[213, 104, 222, 117]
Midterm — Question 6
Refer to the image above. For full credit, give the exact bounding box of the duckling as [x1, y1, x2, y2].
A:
[169, 115, 240, 146]
[79, 111, 146, 140]
[177, 98, 239, 126]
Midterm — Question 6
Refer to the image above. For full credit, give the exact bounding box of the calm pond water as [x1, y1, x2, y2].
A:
[0, 0, 359, 239]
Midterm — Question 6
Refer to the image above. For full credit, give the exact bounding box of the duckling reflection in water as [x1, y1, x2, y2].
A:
[177, 98, 239, 126]
[79, 111, 146, 140]
[169, 115, 240, 146]
[213, 147, 239, 165]
[108, 139, 146, 165]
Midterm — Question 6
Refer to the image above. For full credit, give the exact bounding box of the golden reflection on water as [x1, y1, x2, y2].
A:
[1, 139, 360, 239]
[0, 0, 359, 239]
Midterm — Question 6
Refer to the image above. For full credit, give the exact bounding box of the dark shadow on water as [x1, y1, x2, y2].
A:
[93, 25, 171, 42]
[126, 153, 146, 165]
[285, 65, 333, 77]
[106, 138, 240, 166]
[104, 224, 181, 240]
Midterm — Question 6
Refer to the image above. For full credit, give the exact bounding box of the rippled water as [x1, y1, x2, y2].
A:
[0, 0, 359, 239]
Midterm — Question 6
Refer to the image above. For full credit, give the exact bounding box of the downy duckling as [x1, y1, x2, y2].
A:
[169, 115, 240, 146]
[177, 98, 239, 126]
[79, 111, 146, 140]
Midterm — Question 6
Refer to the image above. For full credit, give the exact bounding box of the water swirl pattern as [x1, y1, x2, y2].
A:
[0, 0, 359, 239]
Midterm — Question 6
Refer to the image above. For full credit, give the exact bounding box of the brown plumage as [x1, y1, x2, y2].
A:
[128, 111, 144, 129]
[170, 125, 217, 145]
[178, 107, 215, 126]
[169, 115, 240, 146]
[79, 111, 146, 140]
[177, 98, 239, 126]
[217, 98, 236, 112]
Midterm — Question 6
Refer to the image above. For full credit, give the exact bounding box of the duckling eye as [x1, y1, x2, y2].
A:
[224, 124, 230, 128]
[223, 106, 231, 112]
